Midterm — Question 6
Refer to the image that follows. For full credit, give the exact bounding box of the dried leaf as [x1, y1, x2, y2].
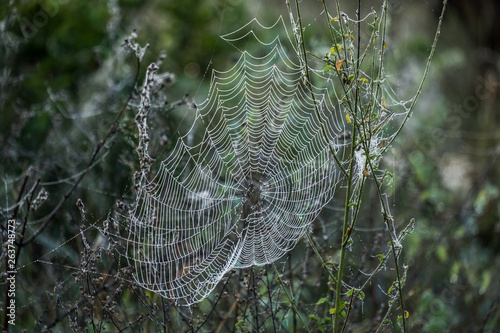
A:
[336, 59, 344, 72]
[363, 168, 370, 178]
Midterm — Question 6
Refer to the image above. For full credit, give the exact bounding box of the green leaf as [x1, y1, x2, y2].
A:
[330, 44, 342, 54]
[436, 245, 447, 262]
[348, 202, 358, 207]
[316, 297, 329, 306]
[309, 314, 319, 322]
[397, 311, 409, 322]
[376, 254, 385, 263]
[324, 65, 333, 72]
[347, 288, 366, 300]
[388, 283, 395, 295]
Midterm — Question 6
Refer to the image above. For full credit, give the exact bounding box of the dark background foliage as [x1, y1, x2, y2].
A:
[1, 0, 499, 331]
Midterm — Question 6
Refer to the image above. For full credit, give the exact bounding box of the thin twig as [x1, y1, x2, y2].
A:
[195, 271, 234, 333]
[305, 232, 337, 284]
[286, 0, 348, 179]
[22, 56, 142, 246]
[382, 0, 449, 153]
[271, 261, 311, 332]
[3, 177, 39, 331]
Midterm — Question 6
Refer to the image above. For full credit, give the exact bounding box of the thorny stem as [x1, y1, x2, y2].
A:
[21, 56, 142, 246]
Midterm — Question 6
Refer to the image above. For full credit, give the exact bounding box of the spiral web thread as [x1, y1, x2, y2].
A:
[122, 13, 407, 305]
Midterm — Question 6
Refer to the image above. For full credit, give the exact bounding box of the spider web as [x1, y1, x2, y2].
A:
[119, 16, 349, 306]
[122, 12, 407, 305]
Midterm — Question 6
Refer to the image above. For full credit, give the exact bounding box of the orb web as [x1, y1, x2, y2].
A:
[124, 16, 350, 306]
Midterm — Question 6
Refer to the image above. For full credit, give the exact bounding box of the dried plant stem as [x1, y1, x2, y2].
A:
[271, 261, 311, 333]
[305, 232, 337, 284]
[22, 56, 142, 246]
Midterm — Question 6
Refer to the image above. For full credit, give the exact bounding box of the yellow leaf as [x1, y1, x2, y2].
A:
[405, 310, 409, 319]
[382, 99, 386, 108]
[336, 59, 344, 72]
[329, 308, 336, 314]
[346, 113, 351, 124]
[330, 44, 342, 54]
[363, 169, 370, 178]
[330, 17, 339, 22]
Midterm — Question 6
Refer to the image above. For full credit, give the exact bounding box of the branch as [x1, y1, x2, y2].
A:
[22, 57, 141, 246]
